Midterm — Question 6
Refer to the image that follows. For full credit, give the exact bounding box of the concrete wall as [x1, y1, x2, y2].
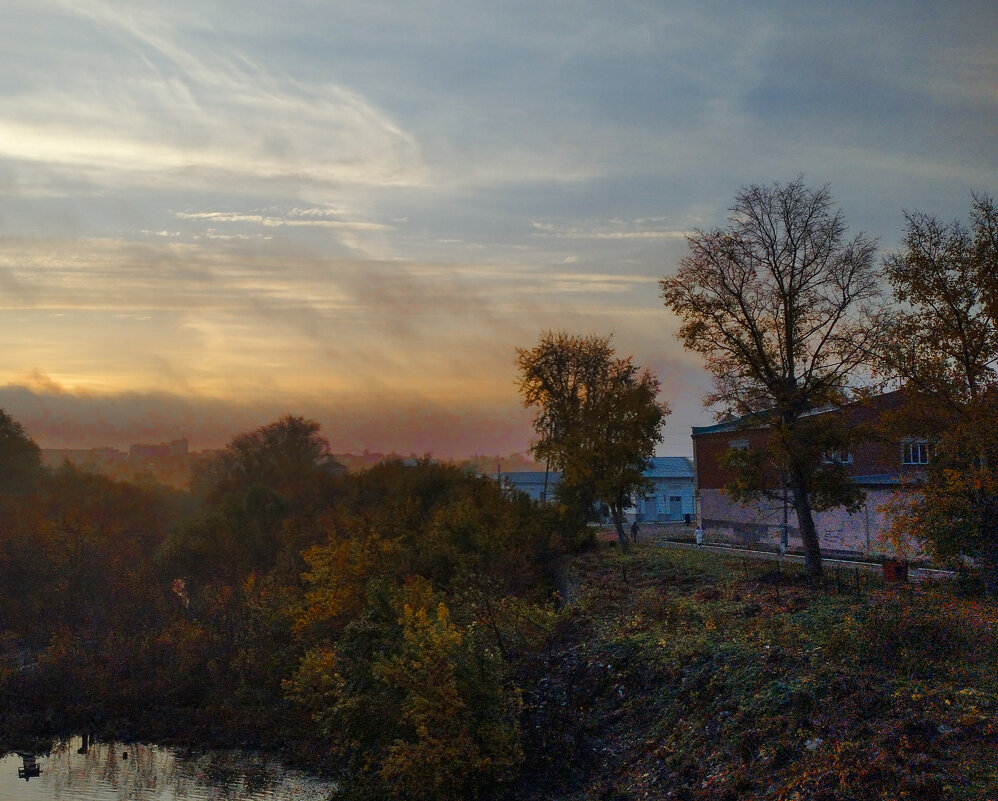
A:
[698, 486, 917, 557]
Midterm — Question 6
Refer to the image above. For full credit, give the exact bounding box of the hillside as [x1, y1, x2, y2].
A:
[514, 545, 998, 801]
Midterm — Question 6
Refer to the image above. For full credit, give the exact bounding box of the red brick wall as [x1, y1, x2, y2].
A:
[692, 391, 930, 556]
[693, 427, 772, 490]
[693, 391, 918, 490]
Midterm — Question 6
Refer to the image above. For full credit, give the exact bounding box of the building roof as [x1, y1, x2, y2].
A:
[644, 456, 695, 479]
[853, 473, 905, 486]
[489, 461, 694, 484]
[691, 411, 774, 436]
[691, 420, 743, 436]
[691, 390, 907, 437]
[498, 471, 563, 484]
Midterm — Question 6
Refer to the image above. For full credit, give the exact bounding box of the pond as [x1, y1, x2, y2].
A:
[0, 737, 335, 801]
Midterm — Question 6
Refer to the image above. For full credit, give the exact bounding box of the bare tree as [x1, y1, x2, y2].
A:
[661, 178, 882, 579]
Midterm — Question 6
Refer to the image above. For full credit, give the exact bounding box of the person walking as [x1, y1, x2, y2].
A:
[630, 520, 639, 542]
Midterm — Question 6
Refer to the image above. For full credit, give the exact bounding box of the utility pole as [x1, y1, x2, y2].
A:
[780, 474, 789, 555]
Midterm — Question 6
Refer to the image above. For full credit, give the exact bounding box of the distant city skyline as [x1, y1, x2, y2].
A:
[38, 438, 544, 489]
[1, 1, 995, 458]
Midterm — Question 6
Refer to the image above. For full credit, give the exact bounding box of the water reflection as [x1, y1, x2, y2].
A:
[16, 753, 41, 781]
[0, 737, 334, 801]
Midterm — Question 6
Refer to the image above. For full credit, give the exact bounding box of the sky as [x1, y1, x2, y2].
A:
[0, 0, 995, 458]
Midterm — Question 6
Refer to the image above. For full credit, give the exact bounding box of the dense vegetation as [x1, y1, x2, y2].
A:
[0, 415, 586, 799]
[517, 331, 668, 548]
[876, 194, 998, 593]
[3, 412, 998, 799]
[517, 547, 998, 800]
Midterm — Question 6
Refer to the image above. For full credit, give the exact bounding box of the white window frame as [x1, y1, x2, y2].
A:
[822, 450, 853, 465]
[902, 439, 931, 465]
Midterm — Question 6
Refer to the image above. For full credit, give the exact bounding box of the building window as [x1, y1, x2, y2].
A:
[822, 450, 853, 465]
[728, 438, 749, 451]
[902, 440, 931, 465]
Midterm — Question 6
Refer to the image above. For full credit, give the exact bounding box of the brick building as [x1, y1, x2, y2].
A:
[692, 391, 927, 556]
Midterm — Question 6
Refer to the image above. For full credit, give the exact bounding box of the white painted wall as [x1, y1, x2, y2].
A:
[698, 487, 920, 556]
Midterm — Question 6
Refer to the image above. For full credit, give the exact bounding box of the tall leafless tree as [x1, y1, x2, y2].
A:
[661, 178, 883, 579]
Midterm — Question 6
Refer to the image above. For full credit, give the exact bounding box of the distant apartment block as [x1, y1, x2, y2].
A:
[129, 439, 189, 460]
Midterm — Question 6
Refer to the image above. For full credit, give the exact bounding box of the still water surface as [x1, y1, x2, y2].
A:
[0, 737, 335, 801]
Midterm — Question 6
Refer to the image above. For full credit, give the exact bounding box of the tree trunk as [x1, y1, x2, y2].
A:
[789, 467, 823, 581]
[982, 537, 998, 599]
[611, 502, 630, 551]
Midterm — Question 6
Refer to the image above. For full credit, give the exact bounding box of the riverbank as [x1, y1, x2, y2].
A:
[4, 542, 997, 800]
[513, 544, 998, 800]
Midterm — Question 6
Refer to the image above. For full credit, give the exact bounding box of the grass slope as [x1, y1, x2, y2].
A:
[515, 545, 998, 801]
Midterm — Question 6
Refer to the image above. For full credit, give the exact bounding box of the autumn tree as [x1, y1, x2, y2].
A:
[191, 415, 340, 508]
[0, 409, 43, 496]
[661, 178, 882, 579]
[516, 332, 668, 549]
[877, 194, 998, 592]
[286, 463, 562, 799]
[288, 581, 522, 801]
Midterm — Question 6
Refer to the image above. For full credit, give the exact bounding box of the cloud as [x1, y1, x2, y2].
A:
[1, 0, 995, 462]
[0, 377, 536, 458]
[0, 0, 428, 197]
[532, 221, 692, 241]
[174, 210, 391, 232]
[0, 227, 713, 452]
[0, 359, 710, 459]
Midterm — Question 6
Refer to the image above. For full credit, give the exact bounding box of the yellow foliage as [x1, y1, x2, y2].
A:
[294, 533, 399, 636]
[371, 595, 521, 800]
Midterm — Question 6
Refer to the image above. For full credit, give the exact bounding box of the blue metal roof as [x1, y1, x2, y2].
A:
[499, 471, 562, 483]
[853, 473, 905, 486]
[488, 461, 693, 483]
[644, 456, 695, 479]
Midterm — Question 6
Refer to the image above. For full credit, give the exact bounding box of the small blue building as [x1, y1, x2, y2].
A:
[492, 457, 695, 522]
[631, 456, 696, 522]
[498, 470, 562, 503]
